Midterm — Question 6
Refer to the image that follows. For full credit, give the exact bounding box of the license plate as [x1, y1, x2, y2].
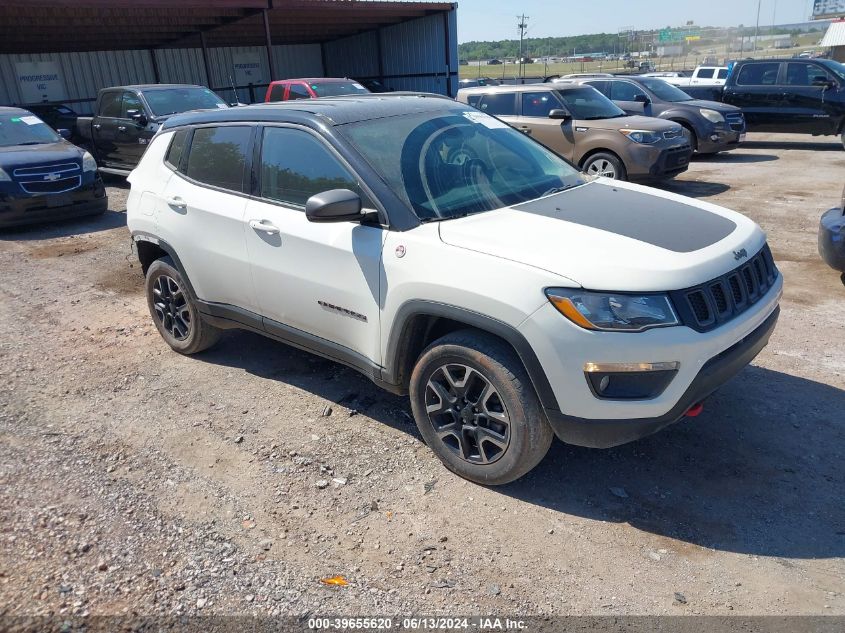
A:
[46, 194, 72, 208]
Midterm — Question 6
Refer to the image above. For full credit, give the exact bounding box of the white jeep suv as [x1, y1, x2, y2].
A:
[127, 95, 781, 485]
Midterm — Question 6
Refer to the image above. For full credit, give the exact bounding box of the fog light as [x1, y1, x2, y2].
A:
[710, 133, 720, 141]
[584, 361, 679, 400]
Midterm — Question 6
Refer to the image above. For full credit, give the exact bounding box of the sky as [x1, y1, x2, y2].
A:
[456, 0, 820, 42]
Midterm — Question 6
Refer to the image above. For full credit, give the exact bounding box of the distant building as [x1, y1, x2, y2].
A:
[656, 44, 683, 57]
[820, 19, 845, 61]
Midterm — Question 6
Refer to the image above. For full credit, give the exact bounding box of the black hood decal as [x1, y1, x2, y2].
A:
[512, 183, 736, 253]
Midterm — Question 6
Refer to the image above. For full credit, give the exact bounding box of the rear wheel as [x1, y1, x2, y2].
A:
[582, 152, 626, 181]
[409, 330, 554, 485]
[145, 257, 220, 355]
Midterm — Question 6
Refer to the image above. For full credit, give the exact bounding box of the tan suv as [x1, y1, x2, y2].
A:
[456, 83, 692, 181]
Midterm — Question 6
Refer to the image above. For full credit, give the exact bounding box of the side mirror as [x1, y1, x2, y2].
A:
[126, 109, 148, 126]
[58, 128, 72, 139]
[306, 189, 364, 223]
[548, 109, 572, 120]
[634, 94, 650, 104]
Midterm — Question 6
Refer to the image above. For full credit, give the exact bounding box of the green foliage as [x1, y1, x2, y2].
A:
[459, 33, 623, 61]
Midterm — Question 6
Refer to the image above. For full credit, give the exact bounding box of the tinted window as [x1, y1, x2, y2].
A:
[786, 63, 832, 86]
[268, 84, 286, 102]
[696, 68, 715, 79]
[309, 81, 369, 97]
[288, 84, 311, 100]
[557, 86, 626, 119]
[583, 80, 610, 96]
[143, 88, 227, 116]
[717, 69, 729, 79]
[185, 126, 251, 192]
[609, 81, 643, 101]
[737, 63, 780, 85]
[636, 77, 693, 102]
[121, 92, 144, 118]
[521, 91, 561, 117]
[165, 129, 188, 170]
[477, 93, 517, 116]
[466, 94, 482, 107]
[99, 92, 122, 117]
[260, 127, 370, 208]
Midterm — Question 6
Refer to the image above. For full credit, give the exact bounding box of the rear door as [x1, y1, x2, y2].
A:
[780, 63, 839, 135]
[158, 124, 258, 313]
[515, 90, 575, 160]
[92, 90, 123, 166]
[726, 62, 784, 131]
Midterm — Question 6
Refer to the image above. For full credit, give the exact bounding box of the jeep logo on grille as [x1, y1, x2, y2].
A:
[733, 248, 748, 261]
[43, 173, 61, 182]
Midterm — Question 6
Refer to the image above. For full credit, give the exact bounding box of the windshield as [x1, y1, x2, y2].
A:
[143, 88, 227, 116]
[340, 109, 585, 221]
[0, 113, 60, 147]
[556, 86, 626, 119]
[636, 77, 693, 102]
[819, 60, 845, 82]
[310, 81, 369, 97]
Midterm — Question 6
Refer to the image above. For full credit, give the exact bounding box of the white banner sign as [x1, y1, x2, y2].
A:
[15, 61, 67, 103]
[813, 0, 845, 18]
[232, 52, 263, 86]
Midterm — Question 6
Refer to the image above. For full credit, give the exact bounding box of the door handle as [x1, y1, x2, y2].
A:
[93, 123, 101, 129]
[166, 196, 187, 210]
[117, 126, 127, 132]
[249, 219, 280, 234]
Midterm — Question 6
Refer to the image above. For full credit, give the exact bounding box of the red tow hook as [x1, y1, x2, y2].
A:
[685, 402, 704, 417]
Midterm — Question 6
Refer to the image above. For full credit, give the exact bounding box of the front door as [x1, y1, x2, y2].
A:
[780, 63, 840, 135]
[92, 90, 123, 167]
[245, 125, 384, 365]
[608, 80, 651, 116]
[515, 90, 575, 160]
[115, 91, 149, 167]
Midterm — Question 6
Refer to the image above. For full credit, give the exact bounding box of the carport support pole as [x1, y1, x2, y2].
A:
[442, 11, 452, 96]
[263, 8, 276, 80]
[200, 30, 213, 91]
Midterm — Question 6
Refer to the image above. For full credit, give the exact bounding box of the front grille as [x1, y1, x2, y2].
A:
[725, 112, 745, 132]
[669, 244, 778, 333]
[13, 161, 82, 195]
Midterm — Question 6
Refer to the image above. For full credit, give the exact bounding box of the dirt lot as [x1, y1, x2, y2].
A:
[1, 133, 844, 620]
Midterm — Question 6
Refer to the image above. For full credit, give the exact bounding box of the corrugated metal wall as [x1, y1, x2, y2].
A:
[0, 7, 458, 110]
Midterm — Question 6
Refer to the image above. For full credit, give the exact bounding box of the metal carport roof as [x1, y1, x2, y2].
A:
[820, 20, 845, 48]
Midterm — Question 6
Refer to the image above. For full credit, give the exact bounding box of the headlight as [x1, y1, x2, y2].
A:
[619, 129, 662, 144]
[82, 151, 98, 173]
[0, 167, 10, 182]
[546, 288, 679, 332]
[699, 108, 725, 123]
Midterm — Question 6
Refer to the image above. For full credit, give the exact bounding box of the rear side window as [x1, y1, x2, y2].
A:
[185, 126, 251, 193]
[466, 94, 482, 107]
[164, 129, 188, 170]
[288, 84, 311, 100]
[259, 127, 370, 208]
[268, 84, 286, 102]
[717, 69, 729, 79]
[583, 80, 610, 96]
[521, 91, 561, 117]
[696, 68, 715, 79]
[736, 63, 780, 86]
[99, 92, 121, 117]
[477, 93, 517, 116]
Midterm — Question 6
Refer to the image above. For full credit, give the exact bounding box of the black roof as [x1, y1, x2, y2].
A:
[103, 84, 206, 93]
[161, 93, 465, 129]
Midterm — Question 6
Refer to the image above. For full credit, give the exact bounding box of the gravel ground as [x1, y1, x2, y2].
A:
[1, 133, 843, 620]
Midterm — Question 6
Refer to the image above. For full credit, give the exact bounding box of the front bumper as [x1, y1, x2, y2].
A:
[818, 206, 845, 272]
[626, 142, 692, 181]
[697, 126, 744, 154]
[0, 177, 108, 228]
[544, 306, 779, 448]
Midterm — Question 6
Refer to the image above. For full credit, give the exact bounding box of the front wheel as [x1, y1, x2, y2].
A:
[582, 152, 626, 181]
[409, 331, 554, 485]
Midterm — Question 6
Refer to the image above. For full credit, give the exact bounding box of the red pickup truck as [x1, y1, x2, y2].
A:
[264, 78, 369, 102]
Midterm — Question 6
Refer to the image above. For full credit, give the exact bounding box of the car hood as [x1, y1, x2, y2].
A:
[437, 179, 765, 291]
[585, 115, 681, 132]
[680, 99, 742, 113]
[0, 141, 82, 169]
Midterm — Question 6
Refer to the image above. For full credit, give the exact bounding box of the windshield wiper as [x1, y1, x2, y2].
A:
[541, 183, 581, 197]
[17, 141, 49, 145]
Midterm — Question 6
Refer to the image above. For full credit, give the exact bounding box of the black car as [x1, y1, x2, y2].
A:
[819, 184, 845, 284]
[576, 76, 745, 153]
[0, 107, 107, 228]
[22, 103, 79, 138]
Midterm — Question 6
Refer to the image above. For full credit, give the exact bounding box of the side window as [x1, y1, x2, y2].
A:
[788, 64, 832, 86]
[99, 92, 122, 118]
[164, 129, 188, 170]
[717, 69, 729, 79]
[521, 91, 561, 117]
[268, 84, 286, 102]
[260, 127, 371, 208]
[609, 81, 642, 101]
[121, 92, 144, 118]
[736, 63, 780, 86]
[477, 93, 517, 116]
[288, 84, 311, 100]
[583, 80, 610, 96]
[696, 68, 715, 79]
[185, 126, 251, 193]
[466, 94, 482, 107]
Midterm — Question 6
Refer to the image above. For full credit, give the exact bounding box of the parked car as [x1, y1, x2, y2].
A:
[572, 76, 745, 153]
[554, 73, 614, 80]
[688, 59, 845, 147]
[23, 103, 79, 137]
[457, 83, 691, 181]
[660, 65, 730, 89]
[818, 183, 845, 284]
[265, 78, 369, 102]
[458, 77, 501, 89]
[0, 107, 107, 228]
[76, 84, 229, 175]
[126, 94, 781, 484]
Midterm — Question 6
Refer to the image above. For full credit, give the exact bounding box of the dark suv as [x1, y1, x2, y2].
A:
[574, 76, 745, 153]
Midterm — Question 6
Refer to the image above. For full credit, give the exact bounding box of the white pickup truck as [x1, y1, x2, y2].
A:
[643, 66, 729, 88]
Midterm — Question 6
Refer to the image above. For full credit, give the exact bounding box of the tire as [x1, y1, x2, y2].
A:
[679, 123, 698, 153]
[409, 330, 554, 486]
[145, 257, 220, 355]
[581, 152, 627, 181]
